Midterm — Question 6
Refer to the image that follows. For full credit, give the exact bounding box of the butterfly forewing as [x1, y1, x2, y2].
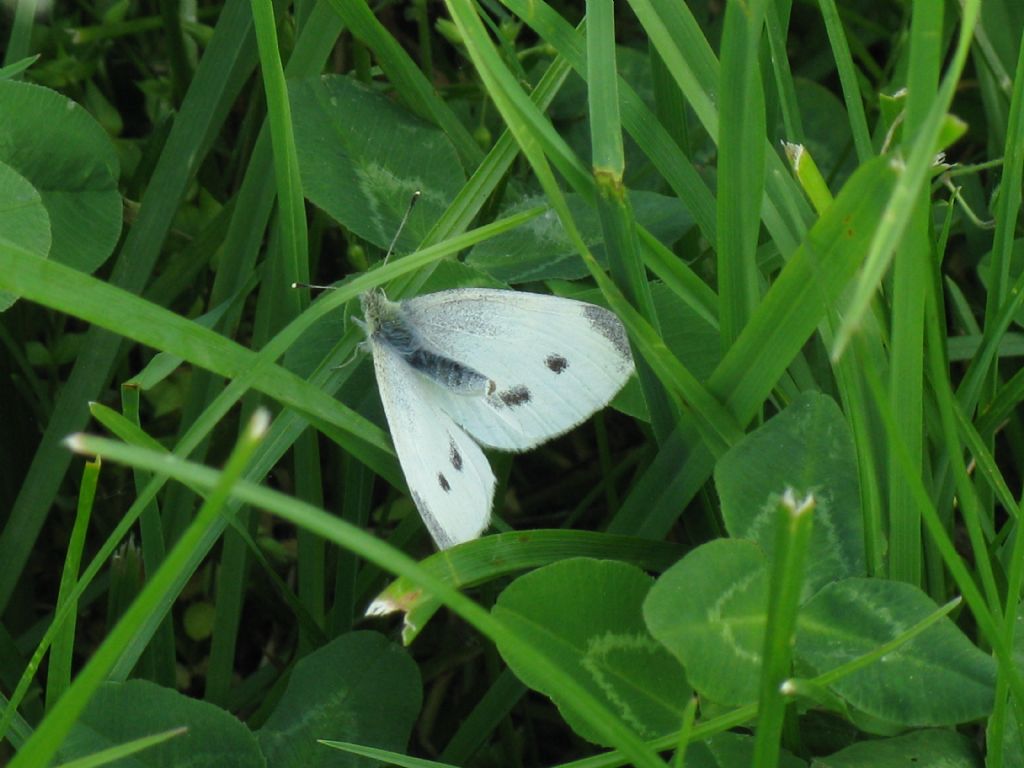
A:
[399, 288, 634, 450]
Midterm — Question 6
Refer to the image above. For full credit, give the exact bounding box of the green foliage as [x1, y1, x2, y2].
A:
[645, 538, 768, 706]
[2, 0, 1023, 766]
[466, 192, 692, 282]
[796, 579, 995, 727]
[716, 392, 865, 595]
[257, 632, 422, 767]
[493, 558, 691, 745]
[289, 74, 466, 252]
[811, 729, 981, 767]
[57, 679, 264, 766]
[0, 79, 121, 310]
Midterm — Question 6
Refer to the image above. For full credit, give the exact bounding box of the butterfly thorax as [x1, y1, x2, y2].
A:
[361, 290, 494, 396]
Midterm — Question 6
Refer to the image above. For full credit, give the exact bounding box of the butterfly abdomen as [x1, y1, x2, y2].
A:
[405, 347, 491, 395]
[370, 301, 492, 396]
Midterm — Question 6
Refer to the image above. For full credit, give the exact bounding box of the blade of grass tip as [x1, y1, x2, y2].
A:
[0, 0, 260, 615]
[717, 0, 767, 348]
[783, 143, 833, 214]
[587, 0, 624, 175]
[145, 412, 336, 671]
[587, 0, 677, 444]
[832, 0, 980, 358]
[64, 434, 674, 768]
[0, 53, 39, 78]
[368, 530, 684, 645]
[44, 458, 99, 711]
[753, 490, 815, 768]
[10, 410, 273, 768]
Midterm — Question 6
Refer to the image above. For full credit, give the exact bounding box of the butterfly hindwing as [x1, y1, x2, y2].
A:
[369, 333, 495, 548]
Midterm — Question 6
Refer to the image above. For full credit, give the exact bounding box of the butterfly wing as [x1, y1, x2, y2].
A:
[369, 334, 495, 548]
[399, 288, 635, 451]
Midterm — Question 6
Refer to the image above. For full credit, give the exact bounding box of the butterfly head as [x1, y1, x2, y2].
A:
[359, 289, 396, 335]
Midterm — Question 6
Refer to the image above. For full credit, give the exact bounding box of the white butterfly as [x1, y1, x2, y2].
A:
[359, 287, 635, 548]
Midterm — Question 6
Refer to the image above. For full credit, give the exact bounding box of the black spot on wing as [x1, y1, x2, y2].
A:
[438, 473, 451, 492]
[545, 354, 568, 373]
[497, 385, 531, 407]
[449, 439, 463, 471]
[583, 304, 632, 363]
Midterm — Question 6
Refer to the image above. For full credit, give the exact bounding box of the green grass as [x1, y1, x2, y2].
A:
[2, 0, 1024, 766]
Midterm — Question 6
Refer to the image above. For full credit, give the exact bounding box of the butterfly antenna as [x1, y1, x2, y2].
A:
[382, 190, 422, 266]
[291, 281, 339, 291]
